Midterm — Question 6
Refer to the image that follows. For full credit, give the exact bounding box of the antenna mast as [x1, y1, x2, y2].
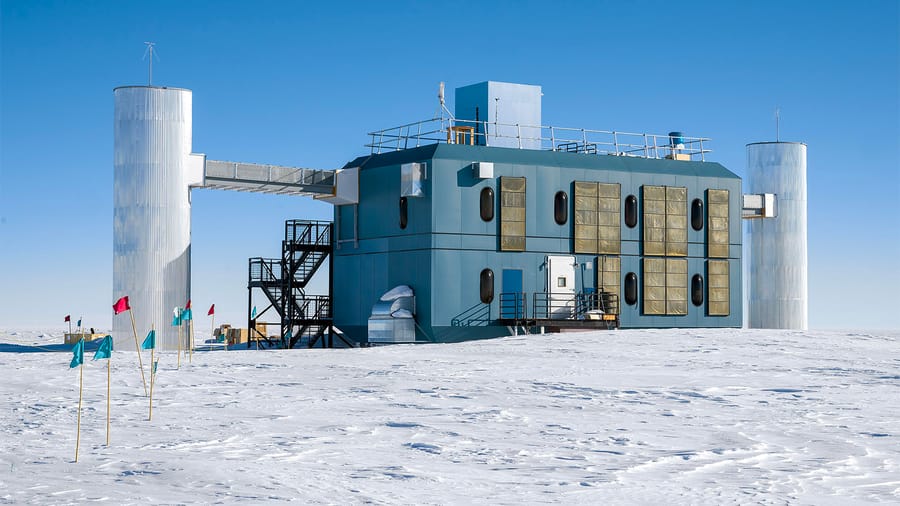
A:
[437, 81, 453, 120]
[775, 107, 780, 142]
[144, 42, 156, 86]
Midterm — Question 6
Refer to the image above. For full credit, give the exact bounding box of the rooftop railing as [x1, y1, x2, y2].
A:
[367, 117, 711, 161]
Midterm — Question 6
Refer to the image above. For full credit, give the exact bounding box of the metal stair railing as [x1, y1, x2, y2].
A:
[499, 292, 527, 322]
[451, 302, 491, 327]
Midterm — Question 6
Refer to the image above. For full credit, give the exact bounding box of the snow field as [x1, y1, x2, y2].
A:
[1, 328, 898, 504]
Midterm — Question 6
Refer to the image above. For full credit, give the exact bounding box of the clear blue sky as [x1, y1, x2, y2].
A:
[1, 0, 898, 331]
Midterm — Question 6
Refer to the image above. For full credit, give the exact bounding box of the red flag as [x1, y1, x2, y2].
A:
[64, 315, 71, 322]
[185, 299, 192, 310]
[113, 296, 130, 315]
[207, 304, 215, 316]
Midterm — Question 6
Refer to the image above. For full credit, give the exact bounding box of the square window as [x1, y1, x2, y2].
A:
[557, 277, 567, 287]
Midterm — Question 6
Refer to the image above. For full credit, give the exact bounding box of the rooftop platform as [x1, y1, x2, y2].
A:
[367, 117, 711, 161]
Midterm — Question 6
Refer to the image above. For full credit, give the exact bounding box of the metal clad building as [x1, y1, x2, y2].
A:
[333, 127, 743, 342]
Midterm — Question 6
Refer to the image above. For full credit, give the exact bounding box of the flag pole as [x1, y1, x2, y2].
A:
[106, 349, 111, 446]
[68, 319, 72, 335]
[75, 358, 84, 462]
[128, 308, 148, 395]
[177, 319, 182, 369]
[189, 319, 194, 363]
[148, 328, 155, 421]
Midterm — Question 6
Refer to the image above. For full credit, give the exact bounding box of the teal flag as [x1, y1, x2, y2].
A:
[69, 339, 84, 368]
[141, 330, 156, 350]
[181, 308, 193, 321]
[92, 335, 113, 360]
[251, 306, 257, 319]
[172, 307, 181, 326]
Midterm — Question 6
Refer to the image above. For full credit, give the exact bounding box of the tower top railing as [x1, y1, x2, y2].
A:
[366, 117, 711, 161]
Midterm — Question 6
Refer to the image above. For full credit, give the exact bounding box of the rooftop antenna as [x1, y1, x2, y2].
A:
[142, 42, 158, 86]
[775, 106, 780, 142]
[436, 81, 453, 121]
[494, 97, 500, 132]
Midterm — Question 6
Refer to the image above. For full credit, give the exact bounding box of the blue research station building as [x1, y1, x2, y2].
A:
[328, 81, 742, 344]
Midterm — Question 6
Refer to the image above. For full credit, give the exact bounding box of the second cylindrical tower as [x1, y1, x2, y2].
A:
[746, 141, 808, 329]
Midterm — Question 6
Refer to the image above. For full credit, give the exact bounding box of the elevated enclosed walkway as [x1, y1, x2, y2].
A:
[202, 160, 335, 196]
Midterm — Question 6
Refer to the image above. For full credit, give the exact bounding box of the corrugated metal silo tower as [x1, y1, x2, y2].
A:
[113, 86, 204, 350]
[746, 142, 808, 329]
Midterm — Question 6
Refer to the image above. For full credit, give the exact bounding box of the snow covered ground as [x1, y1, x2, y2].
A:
[1, 328, 898, 504]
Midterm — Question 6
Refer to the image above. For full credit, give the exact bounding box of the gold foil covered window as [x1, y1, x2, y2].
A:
[598, 255, 620, 298]
[574, 182, 598, 254]
[708, 259, 730, 316]
[707, 189, 729, 258]
[666, 258, 688, 315]
[643, 257, 688, 315]
[643, 185, 687, 257]
[642, 185, 666, 256]
[500, 177, 526, 251]
[574, 182, 620, 255]
[665, 187, 688, 256]
[643, 258, 666, 315]
[598, 183, 621, 254]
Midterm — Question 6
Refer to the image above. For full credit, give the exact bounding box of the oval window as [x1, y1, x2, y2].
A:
[399, 197, 408, 229]
[480, 268, 494, 303]
[480, 187, 494, 222]
[554, 191, 568, 225]
[625, 195, 638, 228]
[691, 198, 704, 231]
[624, 272, 638, 305]
[691, 274, 704, 306]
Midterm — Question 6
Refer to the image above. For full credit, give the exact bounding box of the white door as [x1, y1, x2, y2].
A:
[546, 255, 576, 319]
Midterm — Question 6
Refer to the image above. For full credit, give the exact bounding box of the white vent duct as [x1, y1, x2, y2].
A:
[746, 142, 808, 329]
[113, 86, 204, 350]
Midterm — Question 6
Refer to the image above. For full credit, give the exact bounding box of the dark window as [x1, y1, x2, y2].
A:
[691, 198, 704, 231]
[625, 195, 638, 228]
[480, 268, 494, 303]
[691, 274, 704, 306]
[554, 191, 568, 225]
[624, 272, 638, 305]
[399, 197, 408, 229]
[480, 187, 494, 222]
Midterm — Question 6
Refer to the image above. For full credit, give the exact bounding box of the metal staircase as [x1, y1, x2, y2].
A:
[247, 220, 353, 348]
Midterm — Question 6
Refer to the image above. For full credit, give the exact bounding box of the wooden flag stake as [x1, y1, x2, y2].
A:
[75, 359, 84, 462]
[189, 319, 194, 363]
[148, 345, 155, 420]
[177, 321, 182, 369]
[106, 353, 111, 446]
[211, 311, 218, 351]
[128, 309, 148, 395]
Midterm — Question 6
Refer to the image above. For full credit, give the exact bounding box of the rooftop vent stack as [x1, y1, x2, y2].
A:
[113, 86, 204, 350]
[746, 141, 808, 329]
